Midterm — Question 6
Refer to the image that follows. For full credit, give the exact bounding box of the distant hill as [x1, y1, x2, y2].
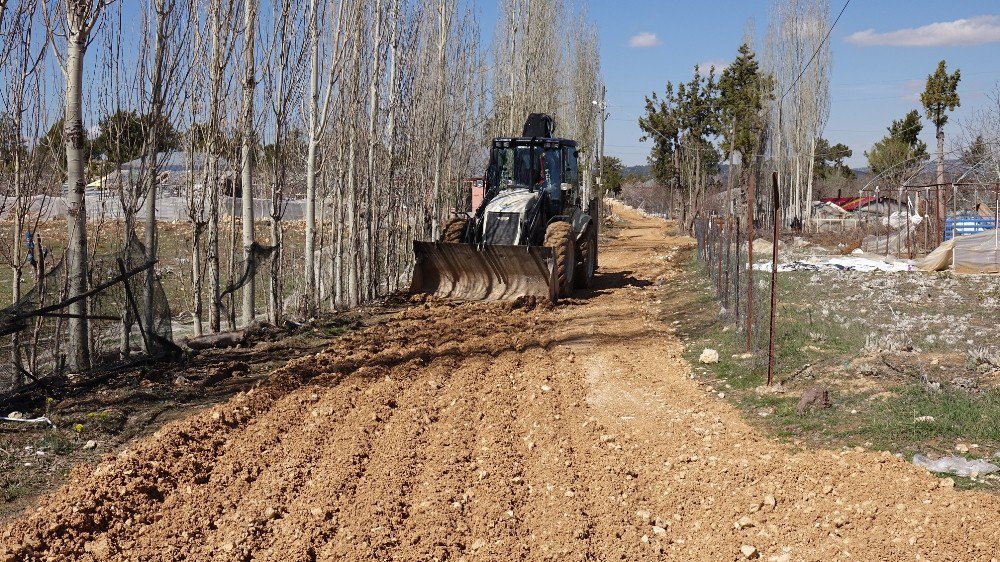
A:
[851, 158, 975, 186]
[622, 164, 651, 179]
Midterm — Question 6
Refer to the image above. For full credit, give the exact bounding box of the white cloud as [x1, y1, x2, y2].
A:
[697, 60, 729, 72]
[628, 32, 662, 48]
[845, 15, 1000, 47]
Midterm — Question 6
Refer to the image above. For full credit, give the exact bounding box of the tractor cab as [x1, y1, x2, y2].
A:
[483, 137, 580, 217]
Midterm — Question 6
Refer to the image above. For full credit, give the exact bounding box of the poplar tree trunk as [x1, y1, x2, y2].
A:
[64, 0, 92, 372]
[143, 0, 170, 348]
[346, 116, 358, 307]
[805, 135, 817, 223]
[240, 0, 257, 326]
[507, 0, 517, 134]
[303, 0, 320, 315]
[363, 0, 384, 303]
[430, 0, 451, 240]
[207, 1, 224, 333]
[11, 139, 24, 384]
[384, 0, 401, 294]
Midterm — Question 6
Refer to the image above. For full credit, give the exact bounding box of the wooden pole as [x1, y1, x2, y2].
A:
[717, 219, 723, 298]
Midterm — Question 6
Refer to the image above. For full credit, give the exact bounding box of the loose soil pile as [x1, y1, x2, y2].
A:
[3, 204, 1000, 561]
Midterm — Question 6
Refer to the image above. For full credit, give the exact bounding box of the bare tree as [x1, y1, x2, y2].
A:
[239, 0, 257, 326]
[262, 0, 306, 324]
[303, 0, 346, 315]
[1, 0, 47, 384]
[45, 0, 115, 371]
[765, 0, 830, 223]
[137, 0, 191, 344]
[205, 0, 238, 333]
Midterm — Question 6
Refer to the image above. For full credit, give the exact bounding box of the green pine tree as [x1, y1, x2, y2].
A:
[920, 60, 961, 184]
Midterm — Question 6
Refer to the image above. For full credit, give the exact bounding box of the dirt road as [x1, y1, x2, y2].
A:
[4, 204, 1000, 561]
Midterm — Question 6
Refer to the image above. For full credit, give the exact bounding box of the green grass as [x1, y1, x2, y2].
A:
[1, 482, 27, 503]
[37, 430, 77, 455]
[677, 257, 863, 389]
[671, 250, 1000, 489]
[862, 387, 1000, 447]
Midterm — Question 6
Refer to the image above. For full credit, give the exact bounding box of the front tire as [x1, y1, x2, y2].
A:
[544, 221, 576, 300]
[575, 225, 597, 289]
[441, 217, 467, 243]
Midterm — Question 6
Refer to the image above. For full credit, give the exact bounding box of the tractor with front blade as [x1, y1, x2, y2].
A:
[410, 113, 598, 302]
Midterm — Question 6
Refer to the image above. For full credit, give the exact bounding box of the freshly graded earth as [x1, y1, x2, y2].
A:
[3, 204, 1000, 561]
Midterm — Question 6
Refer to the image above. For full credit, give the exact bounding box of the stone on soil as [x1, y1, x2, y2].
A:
[699, 349, 720, 364]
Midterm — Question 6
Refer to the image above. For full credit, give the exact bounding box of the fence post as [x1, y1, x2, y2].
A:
[767, 171, 780, 386]
[746, 173, 755, 353]
[717, 219, 724, 298]
[723, 219, 731, 312]
[734, 216, 741, 325]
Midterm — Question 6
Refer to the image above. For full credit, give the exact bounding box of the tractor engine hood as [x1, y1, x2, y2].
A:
[481, 188, 540, 245]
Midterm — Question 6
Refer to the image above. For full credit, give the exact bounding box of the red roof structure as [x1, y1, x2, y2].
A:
[819, 196, 876, 212]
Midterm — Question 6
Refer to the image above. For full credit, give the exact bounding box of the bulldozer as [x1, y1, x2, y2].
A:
[410, 113, 598, 302]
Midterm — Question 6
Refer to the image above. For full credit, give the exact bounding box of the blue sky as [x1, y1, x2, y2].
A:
[475, 0, 1000, 168]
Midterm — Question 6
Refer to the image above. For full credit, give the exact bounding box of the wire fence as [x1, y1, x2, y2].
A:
[0, 235, 177, 397]
[693, 215, 773, 375]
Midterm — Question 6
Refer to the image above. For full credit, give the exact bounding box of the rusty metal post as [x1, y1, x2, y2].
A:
[746, 173, 755, 353]
[923, 187, 929, 253]
[767, 171, 780, 386]
[734, 216, 741, 325]
[723, 218, 731, 311]
[939, 184, 945, 245]
[716, 219, 723, 298]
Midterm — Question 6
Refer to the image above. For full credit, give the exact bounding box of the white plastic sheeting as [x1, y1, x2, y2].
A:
[912, 454, 1000, 478]
[883, 212, 923, 229]
[753, 256, 913, 273]
[0, 416, 54, 427]
[916, 228, 1000, 274]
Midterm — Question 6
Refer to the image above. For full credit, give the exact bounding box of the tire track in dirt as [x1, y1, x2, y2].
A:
[5, 203, 1000, 561]
[377, 356, 482, 560]
[460, 350, 530, 560]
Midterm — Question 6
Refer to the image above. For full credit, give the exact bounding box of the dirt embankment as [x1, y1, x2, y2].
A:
[4, 203, 1000, 561]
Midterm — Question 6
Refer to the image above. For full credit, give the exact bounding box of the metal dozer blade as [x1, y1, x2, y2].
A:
[410, 241, 557, 302]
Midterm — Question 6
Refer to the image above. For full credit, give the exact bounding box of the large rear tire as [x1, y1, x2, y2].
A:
[441, 217, 467, 243]
[575, 225, 597, 289]
[544, 221, 576, 300]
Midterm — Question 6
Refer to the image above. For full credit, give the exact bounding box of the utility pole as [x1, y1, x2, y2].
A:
[595, 85, 607, 203]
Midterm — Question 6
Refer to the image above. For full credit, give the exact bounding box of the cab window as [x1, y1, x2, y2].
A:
[563, 146, 579, 185]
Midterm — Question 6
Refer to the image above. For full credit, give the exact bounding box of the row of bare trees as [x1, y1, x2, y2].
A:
[0, 0, 605, 376]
